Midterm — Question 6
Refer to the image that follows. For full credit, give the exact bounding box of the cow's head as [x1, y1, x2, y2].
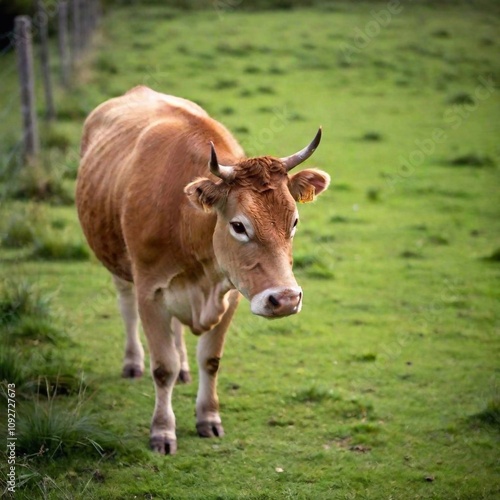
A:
[185, 128, 329, 318]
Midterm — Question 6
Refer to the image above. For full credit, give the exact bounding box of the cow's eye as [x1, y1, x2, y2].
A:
[293, 219, 298, 228]
[291, 218, 299, 238]
[230, 221, 247, 235]
[229, 217, 253, 242]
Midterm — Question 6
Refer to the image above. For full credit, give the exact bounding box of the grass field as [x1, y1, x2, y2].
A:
[1, 2, 499, 499]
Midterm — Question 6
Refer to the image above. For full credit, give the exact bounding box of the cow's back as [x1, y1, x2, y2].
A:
[76, 86, 244, 282]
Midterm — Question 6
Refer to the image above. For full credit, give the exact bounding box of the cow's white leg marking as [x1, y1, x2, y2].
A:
[173, 317, 191, 384]
[112, 274, 144, 378]
[196, 290, 240, 438]
[138, 287, 180, 455]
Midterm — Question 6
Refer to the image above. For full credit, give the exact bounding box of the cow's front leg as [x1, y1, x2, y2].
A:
[112, 275, 144, 378]
[137, 288, 180, 455]
[196, 290, 240, 438]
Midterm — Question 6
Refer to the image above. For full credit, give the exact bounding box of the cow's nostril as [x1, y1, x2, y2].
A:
[268, 295, 280, 307]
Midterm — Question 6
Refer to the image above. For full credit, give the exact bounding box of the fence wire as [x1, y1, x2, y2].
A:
[0, 0, 102, 166]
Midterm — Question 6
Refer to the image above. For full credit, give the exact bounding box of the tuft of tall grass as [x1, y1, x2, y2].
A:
[361, 131, 383, 142]
[220, 106, 235, 115]
[57, 97, 90, 121]
[289, 112, 306, 122]
[9, 316, 67, 345]
[330, 214, 350, 223]
[293, 253, 318, 270]
[366, 187, 381, 202]
[256, 85, 276, 95]
[0, 347, 27, 388]
[1, 214, 36, 249]
[213, 79, 239, 90]
[400, 249, 423, 259]
[43, 127, 73, 153]
[447, 92, 474, 105]
[291, 385, 342, 403]
[447, 153, 495, 168]
[0, 280, 51, 326]
[239, 89, 253, 98]
[0, 279, 70, 348]
[16, 386, 121, 458]
[484, 248, 500, 262]
[234, 126, 250, 135]
[268, 65, 286, 75]
[244, 65, 261, 74]
[28, 372, 85, 397]
[93, 53, 119, 74]
[432, 28, 451, 38]
[216, 42, 255, 57]
[337, 398, 376, 420]
[469, 398, 500, 429]
[427, 235, 449, 246]
[31, 236, 90, 261]
[1, 347, 83, 401]
[293, 252, 335, 280]
[0, 160, 74, 205]
[352, 353, 377, 362]
[0, 203, 49, 250]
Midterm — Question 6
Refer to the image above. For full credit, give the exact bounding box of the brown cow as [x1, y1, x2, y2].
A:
[76, 86, 330, 454]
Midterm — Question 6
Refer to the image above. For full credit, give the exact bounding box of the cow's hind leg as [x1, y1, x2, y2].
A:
[137, 286, 179, 455]
[196, 290, 240, 438]
[173, 318, 191, 384]
[112, 275, 144, 378]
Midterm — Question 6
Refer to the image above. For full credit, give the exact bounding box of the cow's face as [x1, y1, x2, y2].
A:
[185, 130, 329, 318]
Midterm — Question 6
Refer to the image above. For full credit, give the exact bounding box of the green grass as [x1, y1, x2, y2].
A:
[0, 279, 52, 325]
[1, 1, 500, 498]
[31, 236, 90, 261]
[0, 214, 37, 249]
[16, 387, 120, 460]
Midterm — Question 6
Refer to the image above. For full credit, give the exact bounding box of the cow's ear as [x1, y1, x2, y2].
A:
[185, 177, 226, 213]
[289, 168, 330, 203]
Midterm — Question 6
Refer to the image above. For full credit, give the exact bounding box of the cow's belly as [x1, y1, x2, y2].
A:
[164, 276, 234, 335]
[76, 183, 132, 281]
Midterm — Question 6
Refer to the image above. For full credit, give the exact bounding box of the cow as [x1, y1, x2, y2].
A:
[76, 85, 330, 454]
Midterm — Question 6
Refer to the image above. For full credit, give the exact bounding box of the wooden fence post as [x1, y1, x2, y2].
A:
[89, 0, 97, 33]
[58, 0, 71, 87]
[71, 0, 81, 61]
[96, 0, 103, 27]
[37, 0, 56, 120]
[82, 0, 90, 49]
[15, 16, 39, 162]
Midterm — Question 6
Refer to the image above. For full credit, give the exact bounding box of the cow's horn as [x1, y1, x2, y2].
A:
[280, 127, 322, 172]
[209, 141, 235, 181]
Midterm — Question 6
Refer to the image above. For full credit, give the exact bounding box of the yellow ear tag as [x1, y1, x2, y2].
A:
[299, 186, 315, 203]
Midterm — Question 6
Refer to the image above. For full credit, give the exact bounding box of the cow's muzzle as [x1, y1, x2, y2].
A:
[250, 287, 303, 318]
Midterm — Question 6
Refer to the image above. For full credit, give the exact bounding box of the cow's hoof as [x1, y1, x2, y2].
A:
[122, 364, 144, 379]
[177, 369, 192, 384]
[150, 436, 177, 455]
[196, 421, 224, 438]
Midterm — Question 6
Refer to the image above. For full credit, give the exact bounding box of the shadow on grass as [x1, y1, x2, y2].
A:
[468, 398, 500, 431]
